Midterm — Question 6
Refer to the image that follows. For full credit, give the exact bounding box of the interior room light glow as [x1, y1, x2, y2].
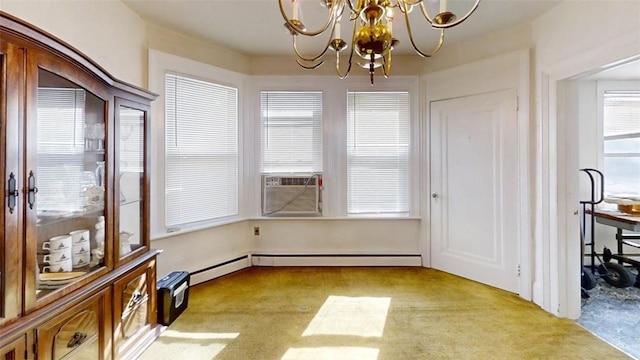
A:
[282, 346, 379, 360]
[302, 296, 391, 337]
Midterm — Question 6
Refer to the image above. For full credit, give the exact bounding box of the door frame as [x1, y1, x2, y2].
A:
[421, 49, 531, 300]
[538, 33, 640, 319]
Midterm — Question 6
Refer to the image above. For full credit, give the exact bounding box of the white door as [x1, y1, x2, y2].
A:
[430, 89, 519, 293]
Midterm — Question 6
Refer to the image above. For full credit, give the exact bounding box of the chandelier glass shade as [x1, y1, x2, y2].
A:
[278, 0, 481, 84]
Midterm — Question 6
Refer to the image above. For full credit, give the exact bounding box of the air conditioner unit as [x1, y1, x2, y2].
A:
[262, 174, 321, 216]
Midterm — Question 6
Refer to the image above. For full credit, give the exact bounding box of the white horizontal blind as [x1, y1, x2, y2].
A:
[260, 91, 323, 173]
[119, 107, 144, 173]
[37, 87, 86, 212]
[165, 73, 238, 227]
[347, 91, 409, 214]
[603, 91, 640, 195]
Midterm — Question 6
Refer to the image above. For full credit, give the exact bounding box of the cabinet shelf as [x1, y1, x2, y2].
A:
[37, 206, 104, 227]
[120, 198, 141, 206]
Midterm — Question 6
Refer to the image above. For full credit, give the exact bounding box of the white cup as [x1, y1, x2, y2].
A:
[42, 235, 71, 252]
[72, 246, 91, 268]
[42, 259, 72, 273]
[70, 229, 90, 246]
[44, 246, 72, 260]
[43, 251, 72, 264]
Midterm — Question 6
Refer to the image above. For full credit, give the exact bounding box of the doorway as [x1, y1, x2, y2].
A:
[565, 59, 640, 358]
[421, 50, 531, 299]
[430, 89, 520, 293]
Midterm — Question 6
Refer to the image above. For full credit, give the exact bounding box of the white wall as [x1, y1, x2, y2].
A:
[152, 221, 251, 280]
[3, 0, 147, 87]
[250, 219, 421, 256]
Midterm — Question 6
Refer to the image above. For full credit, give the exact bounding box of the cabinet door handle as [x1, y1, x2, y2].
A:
[7, 172, 18, 213]
[27, 170, 38, 209]
[67, 332, 87, 348]
[129, 291, 147, 308]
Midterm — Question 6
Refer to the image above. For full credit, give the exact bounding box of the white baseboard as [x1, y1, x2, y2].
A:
[251, 254, 422, 267]
[190, 255, 251, 285]
[187, 254, 422, 285]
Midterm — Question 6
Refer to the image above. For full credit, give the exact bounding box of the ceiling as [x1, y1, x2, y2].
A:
[581, 58, 640, 80]
[123, 0, 563, 57]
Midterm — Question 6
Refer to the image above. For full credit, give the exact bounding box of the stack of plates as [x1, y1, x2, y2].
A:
[38, 272, 86, 289]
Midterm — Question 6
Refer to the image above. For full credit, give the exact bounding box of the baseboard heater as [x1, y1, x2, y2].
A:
[251, 254, 422, 267]
[189, 255, 251, 285]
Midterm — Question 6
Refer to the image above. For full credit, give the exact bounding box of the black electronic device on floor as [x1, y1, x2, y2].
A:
[157, 271, 190, 326]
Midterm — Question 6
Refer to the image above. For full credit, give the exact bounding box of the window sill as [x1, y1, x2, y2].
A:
[151, 216, 245, 241]
[249, 215, 421, 221]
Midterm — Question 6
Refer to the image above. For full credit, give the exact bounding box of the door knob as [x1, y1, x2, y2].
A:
[432, 193, 439, 199]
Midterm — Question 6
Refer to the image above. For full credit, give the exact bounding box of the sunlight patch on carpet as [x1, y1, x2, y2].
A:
[302, 296, 391, 337]
[282, 346, 379, 360]
[161, 329, 239, 340]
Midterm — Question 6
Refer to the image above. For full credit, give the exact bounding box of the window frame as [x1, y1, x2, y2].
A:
[346, 90, 411, 215]
[597, 80, 640, 197]
[250, 75, 420, 218]
[148, 50, 246, 238]
[259, 90, 324, 174]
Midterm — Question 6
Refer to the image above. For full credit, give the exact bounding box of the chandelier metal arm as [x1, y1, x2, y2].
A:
[345, 0, 361, 14]
[394, 0, 423, 14]
[404, 15, 445, 57]
[418, 0, 481, 28]
[382, 48, 391, 78]
[296, 58, 324, 69]
[334, 50, 352, 79]
[292, 29, 333, 62]
[334, 19, 359, 79]
[278, 0, 338, 37]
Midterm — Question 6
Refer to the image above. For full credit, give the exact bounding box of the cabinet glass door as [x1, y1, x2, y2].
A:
[2, 40, 23, 323]
[117, 102, 147, 261]
[33, 68, 106, 299]
[1, 47, 6, 322]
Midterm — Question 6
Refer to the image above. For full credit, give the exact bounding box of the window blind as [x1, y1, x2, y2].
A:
[603, 91, 640, 196]
[260, 91, 323, 173]
[37, 87, 86, 213]
[347, 91, 410, 214]
[119, 107, 144, 173]
[165, 73, 238, 227]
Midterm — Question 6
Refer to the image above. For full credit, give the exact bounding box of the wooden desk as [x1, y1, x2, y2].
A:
[593, 210, 640, 271]
[593, 210, 640, 232]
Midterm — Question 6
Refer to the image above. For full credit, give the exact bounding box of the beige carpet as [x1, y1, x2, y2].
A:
[140, 267, 631, 360]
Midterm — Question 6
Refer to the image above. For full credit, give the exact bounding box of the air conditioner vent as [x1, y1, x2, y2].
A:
[262, 175, 321, 216]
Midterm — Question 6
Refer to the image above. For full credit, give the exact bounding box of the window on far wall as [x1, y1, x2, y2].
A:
[347, 91, 410, 215]
[37, 87, 86, 213]
[260, 91, 323, 173]
[603, 91, 640, 196]
[165, 73, 238, 228]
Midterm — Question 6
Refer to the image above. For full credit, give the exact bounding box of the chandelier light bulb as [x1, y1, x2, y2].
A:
[292, 0, 299, 20]
[439, 0, 448, 14]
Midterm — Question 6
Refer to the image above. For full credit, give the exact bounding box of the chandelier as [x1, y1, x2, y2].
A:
[278, 0, 480, 84]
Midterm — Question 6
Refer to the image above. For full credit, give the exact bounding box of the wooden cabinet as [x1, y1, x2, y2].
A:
[0, 11, 161, 359]
[0, 33, 24, 329]
[36, 288, 110, 360]
[113, 261, 157, 359]
[0, 335, 27, 360]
